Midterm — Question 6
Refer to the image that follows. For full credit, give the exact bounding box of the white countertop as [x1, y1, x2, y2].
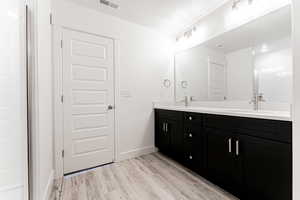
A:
[154, 105, 292, 121]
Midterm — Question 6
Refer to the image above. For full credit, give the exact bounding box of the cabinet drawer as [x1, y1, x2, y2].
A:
[183, 152, 196, 167]
[183, 125, 203, 145]
[237, 118, 292, 143]
[184, 112, 202, 125]
[204, 114, 292, 143]
[184, 130, 197, 141]
[155, 109, 183, 121]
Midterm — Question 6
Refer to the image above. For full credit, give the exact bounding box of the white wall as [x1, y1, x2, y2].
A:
[226, 48, 254, 101]
[255, 38, 292, 103]
[52, 0, 174, 175]
[292, 0, 300, 199]
[175, 45, 226, 101]
[0, 1, 28, 199]
[226, 38, 292, 106]
[31, 0, 54, 199]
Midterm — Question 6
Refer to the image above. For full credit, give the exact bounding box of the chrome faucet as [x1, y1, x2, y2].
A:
[250, 93, 265, 110]
[176, 96, 191, 107]
[183, 96, 191, 107]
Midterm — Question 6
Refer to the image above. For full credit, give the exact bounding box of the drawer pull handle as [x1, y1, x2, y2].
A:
[165, 123, 168, 133]
[236, 140, 239, 156]
[228, 138, 232, 153]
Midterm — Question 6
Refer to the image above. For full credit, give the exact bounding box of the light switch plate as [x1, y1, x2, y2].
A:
[120, 90, 132, 98]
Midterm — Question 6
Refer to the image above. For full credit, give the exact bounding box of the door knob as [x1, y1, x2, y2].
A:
[108, 105, 115, 110]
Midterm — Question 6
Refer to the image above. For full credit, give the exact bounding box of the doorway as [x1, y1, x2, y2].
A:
[61, 29, 115, 174]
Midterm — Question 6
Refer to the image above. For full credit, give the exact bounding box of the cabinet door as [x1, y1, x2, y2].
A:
[156, 117, 170, 154]
[241, 135, 292, 200]
[167, 119, 184, 161]
[206, 128, 241, 197]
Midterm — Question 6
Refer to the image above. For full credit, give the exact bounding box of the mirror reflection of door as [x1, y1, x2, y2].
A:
[208, 61, 226, 101]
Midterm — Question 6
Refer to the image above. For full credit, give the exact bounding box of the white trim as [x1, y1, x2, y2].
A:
[21, 2, 29, 200]
[292, 0, 300, 199]
[27, 0, 41, 199]
[53, 25, 64, 179]
[42, 170, 54, 200]
[173, 55, 177, 102]
[114, 39, 121, 162]
[117, 146, 157, 162]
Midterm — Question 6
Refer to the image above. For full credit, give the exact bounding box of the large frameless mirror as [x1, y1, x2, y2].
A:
[175, 6, 292, 110]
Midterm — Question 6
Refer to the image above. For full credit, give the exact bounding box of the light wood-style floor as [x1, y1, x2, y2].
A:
[54, 153, 238, 200]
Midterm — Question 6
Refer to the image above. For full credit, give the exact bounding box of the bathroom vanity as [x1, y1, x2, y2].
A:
[157, 5, 293, 200]
[155, 107, 292, 200]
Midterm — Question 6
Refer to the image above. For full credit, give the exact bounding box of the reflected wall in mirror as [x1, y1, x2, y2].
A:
[175, 45, 227, 101]
[175, 5, 292, 109]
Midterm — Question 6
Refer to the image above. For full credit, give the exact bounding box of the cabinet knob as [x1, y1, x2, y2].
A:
[189, 133, 193, 138]
[189, 155, 193, 160]
[189, 116, 193, 121]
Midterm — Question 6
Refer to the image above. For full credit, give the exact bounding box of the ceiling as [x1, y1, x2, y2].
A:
[67, 0, 229, 36]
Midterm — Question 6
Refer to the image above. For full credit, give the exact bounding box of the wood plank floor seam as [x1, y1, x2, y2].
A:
[53, 153, 239, 200]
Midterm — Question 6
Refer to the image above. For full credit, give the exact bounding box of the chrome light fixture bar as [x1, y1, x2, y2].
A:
[232, 0, 241, 9]
[232, 0, 254, 10]
[100, 0, 119, 9]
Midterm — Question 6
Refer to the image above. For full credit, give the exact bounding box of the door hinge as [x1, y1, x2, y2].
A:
[61, 95, 64, 103]
[50, 13, 53, 25]
[62, 150, 65, 158]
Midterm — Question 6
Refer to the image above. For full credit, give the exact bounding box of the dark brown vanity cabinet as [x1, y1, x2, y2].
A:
[155, 109, 292, 200]
[183, 113, 205, 173]
[205, 128, 242, 197]
[240, 135, 292, 200]
[155, 110, 184, 162]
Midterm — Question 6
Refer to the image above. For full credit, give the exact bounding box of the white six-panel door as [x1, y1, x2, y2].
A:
[209, 62, 226, 101]
[62, 29, 115, 174]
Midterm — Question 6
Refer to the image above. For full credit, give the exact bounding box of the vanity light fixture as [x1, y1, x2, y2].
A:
[216, 44, 224, 48]
[232, 0, 254, 10]
[260, 44, 269, 53]
[232, 0, 241, 9]
[183, 25, 197, 39]
[99, 0, 119, 9]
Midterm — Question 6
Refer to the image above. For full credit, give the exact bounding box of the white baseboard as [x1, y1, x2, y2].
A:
[42, 170, 54, 200]
[117, 146, 157, 162]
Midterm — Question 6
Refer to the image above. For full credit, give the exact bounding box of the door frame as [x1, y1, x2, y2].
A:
[53, 26, 120, 178]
